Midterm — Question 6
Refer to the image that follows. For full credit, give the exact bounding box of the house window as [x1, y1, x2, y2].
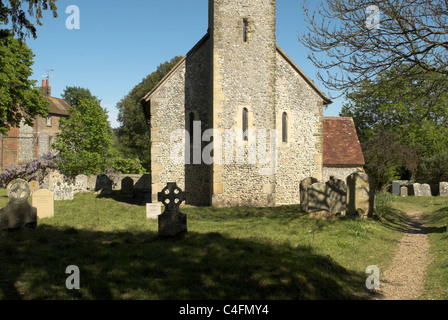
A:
[243, 18, 249, 43]
[282, 112, 288, 143]
[242, 108, 249, 141]
[46, 116, 52, 127]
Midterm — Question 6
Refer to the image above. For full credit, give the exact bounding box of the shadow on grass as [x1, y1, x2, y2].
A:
[374, 205, 409, 233]
[96, 191, 150, 207]
[0, 225, 372, 300]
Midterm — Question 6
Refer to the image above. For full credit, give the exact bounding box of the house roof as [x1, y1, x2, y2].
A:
[141, 34, 332, 112]
[44, 96, 70, 116]
[323, 117, 365, 166]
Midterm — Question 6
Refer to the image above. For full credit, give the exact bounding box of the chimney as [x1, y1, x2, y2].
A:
[42, 79, 51, 97]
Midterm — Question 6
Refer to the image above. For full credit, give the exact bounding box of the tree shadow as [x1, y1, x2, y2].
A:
[96, 191, 150, 207]
[0, 225, 373, 300]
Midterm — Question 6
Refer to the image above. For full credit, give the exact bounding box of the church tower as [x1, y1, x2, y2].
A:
[209, 0, 278, 206]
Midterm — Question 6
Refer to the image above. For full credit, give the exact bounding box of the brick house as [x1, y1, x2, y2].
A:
[0, 80, 71, 170]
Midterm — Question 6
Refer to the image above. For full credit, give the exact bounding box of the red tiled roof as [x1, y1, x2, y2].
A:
[323, 117, 365, 166]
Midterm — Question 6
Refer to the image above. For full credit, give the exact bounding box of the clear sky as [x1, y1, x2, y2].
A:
[24, 0, 344, 128]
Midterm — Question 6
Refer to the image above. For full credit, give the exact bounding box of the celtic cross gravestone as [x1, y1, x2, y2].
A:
[157, 182, 187, 237]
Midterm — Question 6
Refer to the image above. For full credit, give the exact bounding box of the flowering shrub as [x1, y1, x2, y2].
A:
[0, 153, 59, 187]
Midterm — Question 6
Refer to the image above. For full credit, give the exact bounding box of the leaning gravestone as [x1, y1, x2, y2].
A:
[300, 177, 319, 212]
[347, 172, 375, 218]
[0, 179, 37, 230]
[32, 189, 54, 219]
[157, 182, 187, 237]
[440, 182, 448, 197]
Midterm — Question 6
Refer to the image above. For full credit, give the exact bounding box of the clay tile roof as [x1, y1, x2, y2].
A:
[323, 117, 365, 166]
[44, 96, 71, 116]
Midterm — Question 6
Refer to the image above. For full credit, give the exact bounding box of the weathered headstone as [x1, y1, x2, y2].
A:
[440, 182, 448, 197]
[121, 177, 134, 198]
[50, 173, 74, 201]
[392, 181, 401, 196]
[307, 182, 329, 213]
[157, 182, 187, 237]
[29, 181, 40, 194]
[326, 177, 347, 215]
[401, 186, 408, 197]
[300, 177, 319, 212]
[0, 179, 37, 230]
[421, 184, 432, 197]
[413, 183, 422, 196]
[32, 189, 54, 219]
[95, 174, 113, 195]
[146, 203, 162, 219]
[347, 172, 375, 218]
[75, 174, 89, 193]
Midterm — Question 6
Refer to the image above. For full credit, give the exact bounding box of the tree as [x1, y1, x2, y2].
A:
[300, 0, 448, 98]
[0, 31, 49, 134]
[0, 0, 58, 39]
[54, 98, 113, 177]
[115, 56, 183, 171]
[61, 86, 102, 109]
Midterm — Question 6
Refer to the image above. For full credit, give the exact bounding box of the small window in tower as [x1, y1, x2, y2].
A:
[282, 112, 288, 143]
[46, 115, 52, 127]
[243, 18, 248, 43]
[243, 108, 249, 141]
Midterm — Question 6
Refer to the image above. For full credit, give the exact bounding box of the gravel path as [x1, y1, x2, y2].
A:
[374, 211, 431, 300]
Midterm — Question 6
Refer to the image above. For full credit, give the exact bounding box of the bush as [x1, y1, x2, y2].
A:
[415, 153, 448, 184]
[108, 157, 147, 174]
[0, 153, 59, 187]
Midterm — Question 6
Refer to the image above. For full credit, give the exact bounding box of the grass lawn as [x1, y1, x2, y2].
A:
[0, 190, 410, 300]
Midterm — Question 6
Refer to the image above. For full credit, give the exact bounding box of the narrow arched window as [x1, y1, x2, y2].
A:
[189, 112, 195, 137]
[282, 112, 288, 143]
[242, 108, 249, 141]
[243, 18, 248, 43]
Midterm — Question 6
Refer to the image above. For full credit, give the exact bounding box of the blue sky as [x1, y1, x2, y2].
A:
[24, 0, 345, 128]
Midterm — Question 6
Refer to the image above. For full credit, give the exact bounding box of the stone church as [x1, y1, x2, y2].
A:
[142, 0, 364, 207]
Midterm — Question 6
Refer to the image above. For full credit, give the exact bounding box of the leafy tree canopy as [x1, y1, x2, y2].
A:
[0, 31, 49, 134]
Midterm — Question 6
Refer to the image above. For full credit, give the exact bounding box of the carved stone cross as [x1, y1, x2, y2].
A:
[157, 183, 187, 237]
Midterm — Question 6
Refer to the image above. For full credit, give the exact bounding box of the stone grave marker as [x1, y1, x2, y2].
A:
[300, 177, 319, 212]
[32, 189, 54, 219]
[121, 177, 134, 198]
[326, 177, 347, 215]
[347, 172, 375, 218]
[413, 183, 422, 196]
[440, 182, 448, 197]
[401, 186, 408, 197]
[0, 179, 37, 230]
[157, 182, 187, 237]
[50, 174, 74, 201]
[421, 184, 432, 197]
[96, 174, 113, 195]
[307, 182, 330, 212]
[75, 174, 89, 193]
[392, 181, 401, 196]
[146, 203, 162, 219]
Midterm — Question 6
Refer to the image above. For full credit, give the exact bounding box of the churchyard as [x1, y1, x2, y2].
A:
[0, 177, 447, 300]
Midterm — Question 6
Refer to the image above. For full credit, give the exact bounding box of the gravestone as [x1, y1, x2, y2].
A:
[300, 177, 319, 212]
[347, 172, 375, 218]
[95, 174, 113, 195]
[421, 184, 432, 197]
[392, 181, 401, 196]
[401, 186, 408, 197]
[157, 182, 187, 237]
[50, 173, 74, 201]
[413, 183, 422, 196]
[75, 174, 89, 193]
[440, 182, 448, 197]
[146, 203, 162, 219]
[307, 182, 329, 212]
[326, 178, 347, 215]
[32, 189, 54, 219]
[121, 177, 134, 198]
[29, 181, 40, 194]
[0, 179, 37, 230]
